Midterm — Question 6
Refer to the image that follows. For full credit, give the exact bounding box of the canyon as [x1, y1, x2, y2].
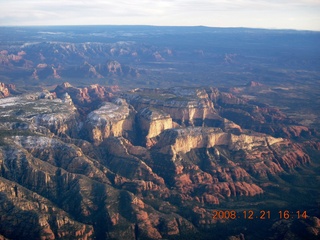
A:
[0, 81, 319, 239]
[0, 25, 319, 239]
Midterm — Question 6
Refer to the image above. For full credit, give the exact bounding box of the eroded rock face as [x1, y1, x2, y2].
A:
[146, 127, 311, 204]
[0, 84, 319, 239]
[85, 101, 135, 145]
[151, 127, 284, 155]
[0, 92, 79, 137]
[54, 82, 119, 115]
[137, 107, 173, 147]
[0, 82, 16, 98]
[0, 177, 94, 240]
[124, 87, 218, 127]
[206, 87, 315, 138]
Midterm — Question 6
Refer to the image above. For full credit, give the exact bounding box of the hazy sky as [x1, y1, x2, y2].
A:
[0, 0, 319, 30]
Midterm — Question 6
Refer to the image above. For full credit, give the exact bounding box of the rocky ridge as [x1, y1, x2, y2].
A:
[0, 83, 319, 239]
[0, 42, 161, 80]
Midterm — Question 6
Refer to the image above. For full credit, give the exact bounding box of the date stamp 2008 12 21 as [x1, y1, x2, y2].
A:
[212, 210, 307, 220]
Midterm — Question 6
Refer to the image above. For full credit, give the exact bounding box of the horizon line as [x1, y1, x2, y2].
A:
[0, 24, 319, 33]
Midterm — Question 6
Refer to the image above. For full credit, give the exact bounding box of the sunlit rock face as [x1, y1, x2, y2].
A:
[0, 84, 318, 240]
[84, 101, 135, 145]
[0, 82, 16, 98]
[0, 92, 79, 138]
[137, 107, 173, 147]
[147, 126, 310, 204]
[124, 88, 218, 127]
[53, 82, 118, 113]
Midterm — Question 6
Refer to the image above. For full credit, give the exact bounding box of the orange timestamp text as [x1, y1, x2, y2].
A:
[212, 210, 307, 220]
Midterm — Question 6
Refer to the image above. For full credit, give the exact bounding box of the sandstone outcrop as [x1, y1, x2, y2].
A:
[54, 82, 117, 110]
[137, 107, 173, 147]
[124, 87, 218, 127]
[0, 92, 78, 137]
[151, 127, 283, 155]
[0, 82, 16, 98]
[146, 126, 310, 203]
[205, 87, 315, 138]
[0, 85, 319, 240]
[85, 101, 135, 145]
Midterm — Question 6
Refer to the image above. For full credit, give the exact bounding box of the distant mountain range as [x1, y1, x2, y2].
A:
[0, 26, 320, 239]
[1, 26, 319, 86]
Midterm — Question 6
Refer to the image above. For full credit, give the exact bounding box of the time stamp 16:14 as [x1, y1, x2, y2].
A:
[212, 210, 308, 220]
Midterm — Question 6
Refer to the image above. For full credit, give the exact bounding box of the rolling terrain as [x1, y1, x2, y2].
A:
[1, 26, 319, 131]
[0, 26, 320, 239]
[0, 81, 319, 239]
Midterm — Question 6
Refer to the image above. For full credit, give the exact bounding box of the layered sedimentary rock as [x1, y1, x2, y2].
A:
[0, 92, 78, 137]
[124, 87, 243, 137]
[147, 127, 311, 205]
[151, 127, 284, 155]
[124, 88, 218, 127]
[137, 107, 173, 147]
[0, 84, 319, 239]
[85, 101, 135, 145]
[206, 86, 315, 138]
[54, 82, 118, 113]
[0, 139, 196, 239]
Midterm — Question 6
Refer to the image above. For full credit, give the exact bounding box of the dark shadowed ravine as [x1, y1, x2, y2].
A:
[0, 26, 319, 240]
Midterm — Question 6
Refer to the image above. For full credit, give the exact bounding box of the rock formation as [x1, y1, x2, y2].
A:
[137, 107, 174, 147]
[0, 82, 16, 98]
[0, 42, 143, 80]
[0, 84, 319, 239]
[53, 82, 118, 114]
[85, 101, 135, 145]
